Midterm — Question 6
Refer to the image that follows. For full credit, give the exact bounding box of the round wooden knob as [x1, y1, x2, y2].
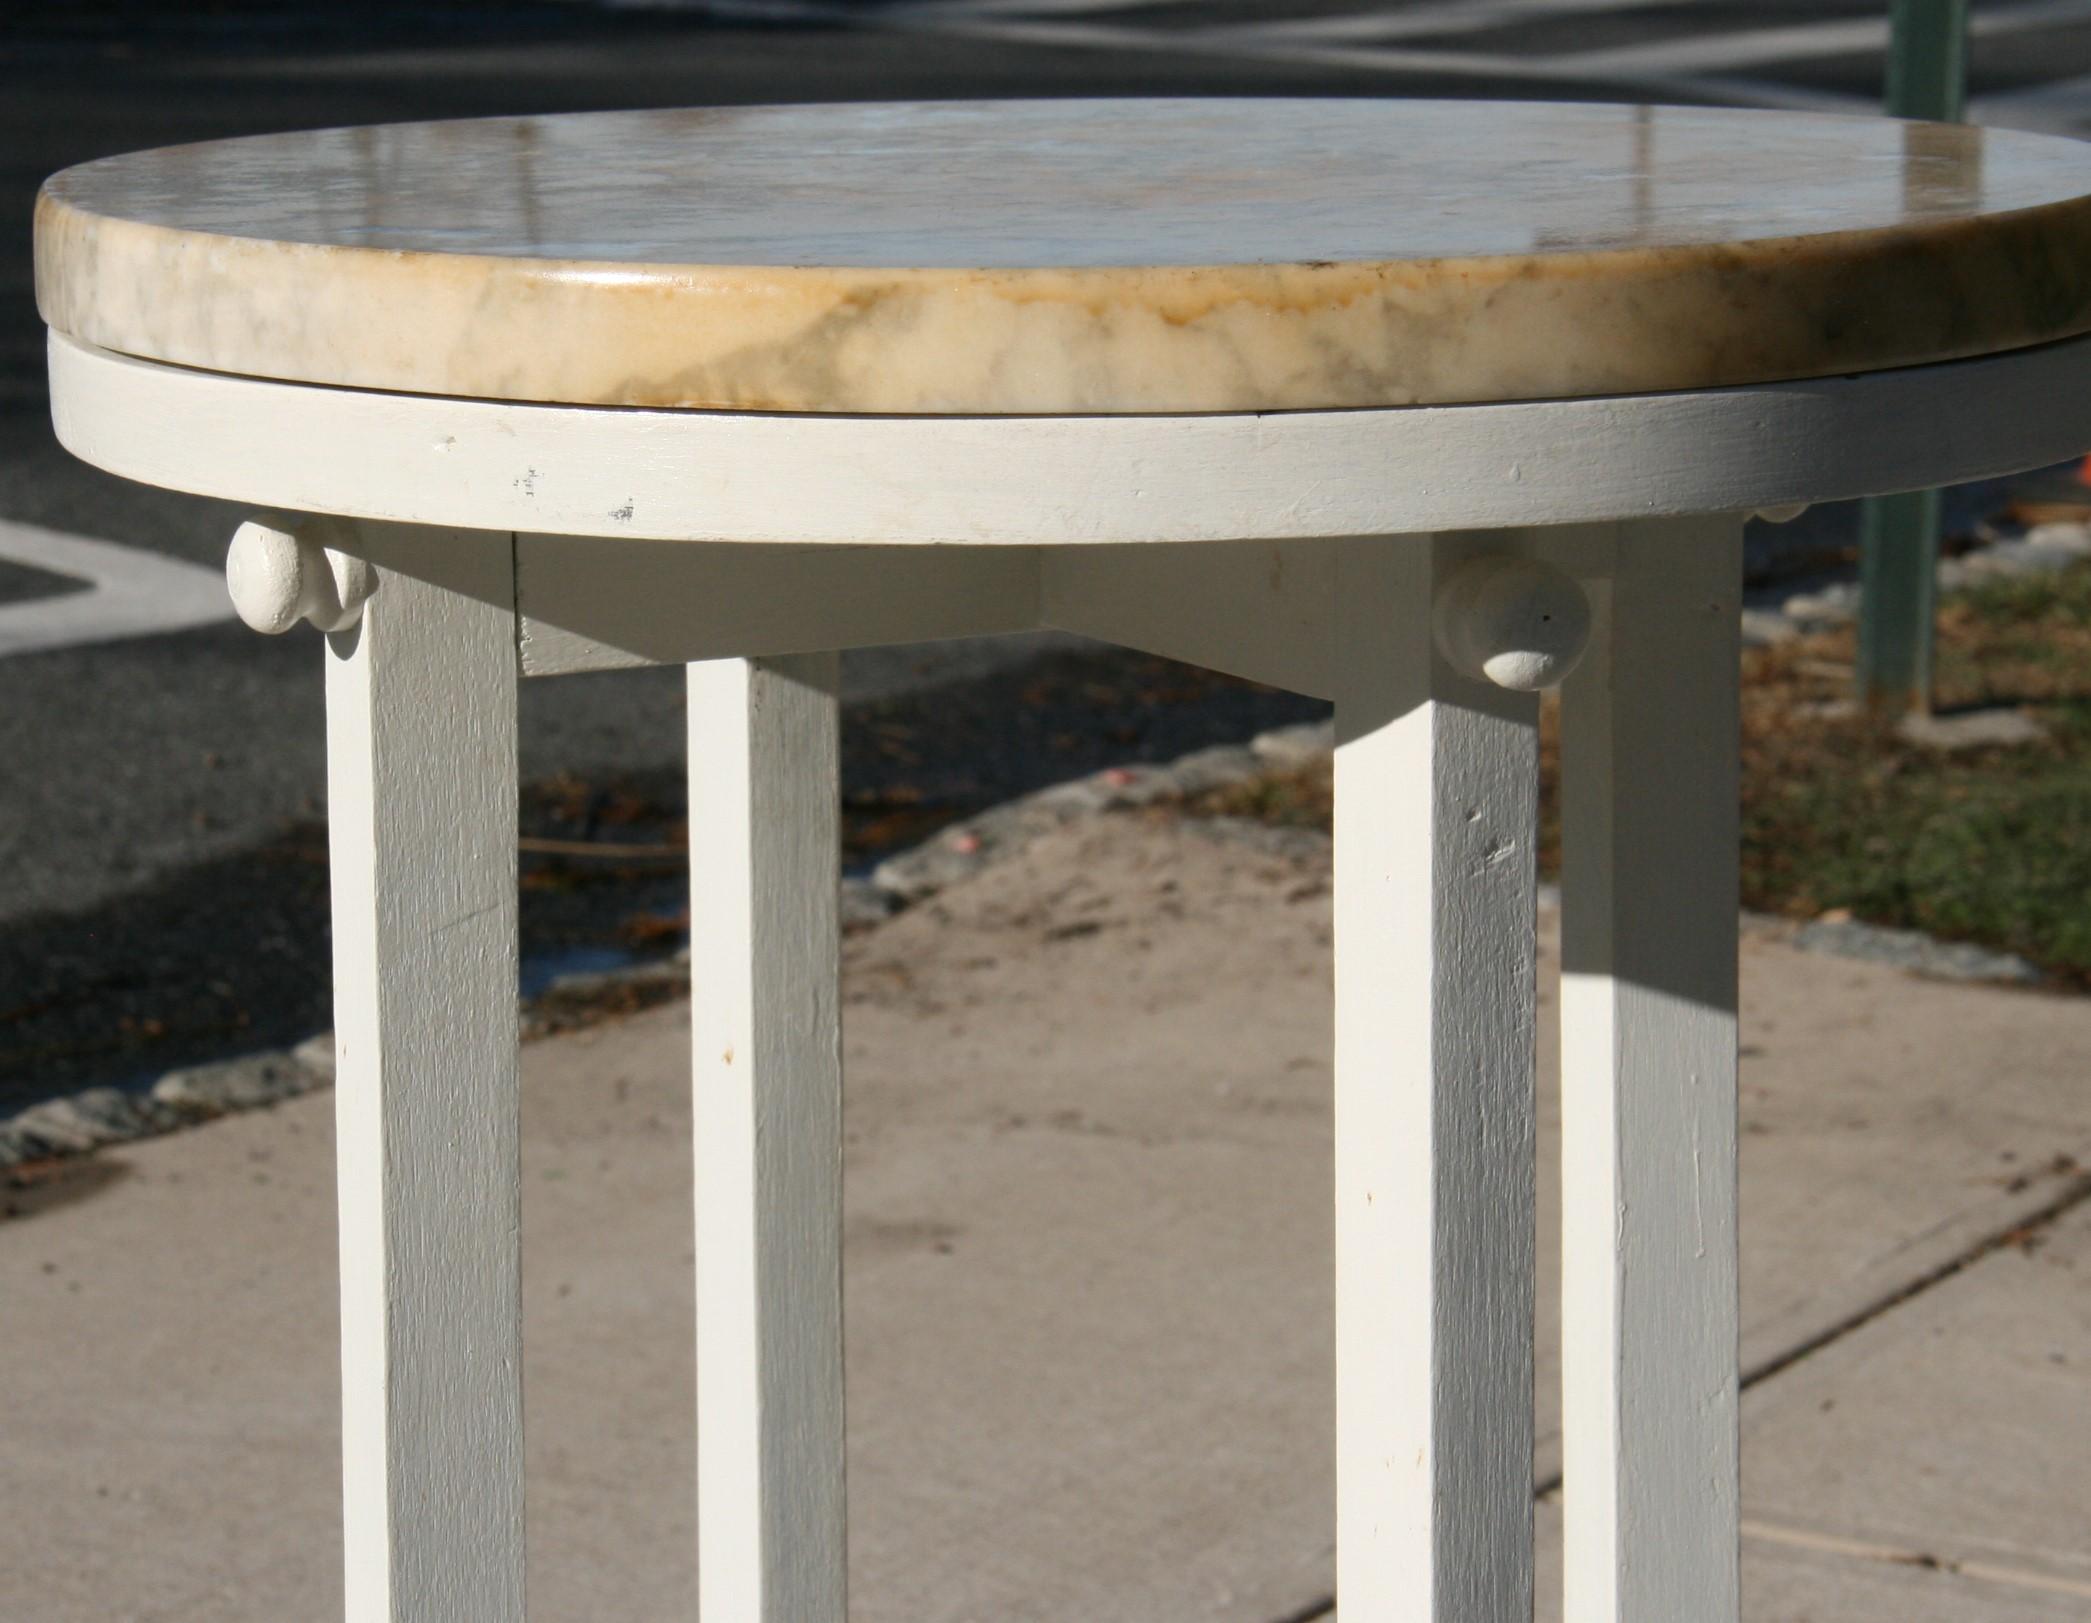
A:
[226, 519, 376, 634]
[1433, 555, 1592, 691]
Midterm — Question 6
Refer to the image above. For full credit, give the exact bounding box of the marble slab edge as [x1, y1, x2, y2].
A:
[36, 194, 2091, 415]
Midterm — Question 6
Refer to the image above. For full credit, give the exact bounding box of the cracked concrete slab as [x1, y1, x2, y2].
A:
[1734, 1522, 2091, 1621]
[2, 814, 2088, 1619]
[1541, 925, 2091, 1479]
[1737, 1199, 2091, 1613]
[1510, 1501, 2091, 1623]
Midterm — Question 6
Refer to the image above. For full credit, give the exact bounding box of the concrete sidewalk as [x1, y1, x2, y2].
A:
[3, 813, 2088, 1621]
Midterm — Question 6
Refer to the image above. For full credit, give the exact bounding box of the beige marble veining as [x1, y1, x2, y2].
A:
[35, 99, 2091, 414]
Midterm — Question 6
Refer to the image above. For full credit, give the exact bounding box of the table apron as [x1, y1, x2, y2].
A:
[47, 329, 2091, 547]
[512, 529, 1629, 685]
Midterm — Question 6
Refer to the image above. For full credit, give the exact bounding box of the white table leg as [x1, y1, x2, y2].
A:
[688, 653, 847, 1623]
[1560, 516, 1742, 1622]
[1333, 534, 1539, 1621]
[325, 544, 524, 1622]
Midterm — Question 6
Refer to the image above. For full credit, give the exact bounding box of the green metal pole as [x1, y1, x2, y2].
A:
[1887, 0, 1968, 121]
[1857, 0, 1968, 713]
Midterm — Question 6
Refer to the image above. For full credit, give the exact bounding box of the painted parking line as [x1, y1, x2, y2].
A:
[1170, 0, 1686, 49]
[0, 518, 230, 658]
[637, 0, 2091, 124]
[1562, 0, 2091, 79]
[844, 6, 1875, 113]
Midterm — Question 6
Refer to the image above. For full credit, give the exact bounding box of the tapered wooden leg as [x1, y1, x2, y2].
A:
[1333, 534, 1539, 1621]
[1560, 516, 1742, 1622]
[688, 653, 846, 1623]
[325, 534, 524, 1622]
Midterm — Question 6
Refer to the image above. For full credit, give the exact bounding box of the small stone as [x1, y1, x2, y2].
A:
[2022, 520, 2091, 555]
[1187, 816, 1332, 863]
[542, 959, 687, 1000]
[73, 1086, 160, 1135]
[1740, 608, 1800, 647]
[1023, 779, 1113, 818]
[1791, 917, 2041, 984]
[1895, 709, 2047, 752]
[539, 967, 618, 999]
[291, 1031, 337, 1083]
[152, 1052, 316, 1115]
[840, 877, 896, 929]
[1092, 764, 1178, 807]
[1162, 744, 1262, 795]
[10, 1090, 150, 1153]
[873, 834, 990, 902]
[967, 799, 1055, 848]
[1781, 581, 1861, 626]
[1960, 539, 2081, 579]
[1250, 719, 1334, 769]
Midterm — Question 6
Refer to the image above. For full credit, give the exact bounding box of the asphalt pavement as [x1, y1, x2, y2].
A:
[8, 0, 2091, 1110]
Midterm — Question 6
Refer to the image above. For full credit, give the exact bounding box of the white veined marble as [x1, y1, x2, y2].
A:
[36, 99, 2091, 413]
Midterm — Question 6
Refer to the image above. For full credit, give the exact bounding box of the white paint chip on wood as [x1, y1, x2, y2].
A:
[1560, 516, 1743, 1623]
[688, 653, 848, 1623]
[1332, 532, 1539, 1621]
[324, 524, 524, 1621]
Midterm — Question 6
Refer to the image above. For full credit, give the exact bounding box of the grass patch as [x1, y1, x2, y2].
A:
[1190, 561, 2091, 986]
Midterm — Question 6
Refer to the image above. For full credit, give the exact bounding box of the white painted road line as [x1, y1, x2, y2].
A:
[0, 519, 231, 659]
[1562, 0, 2091, 79]
[862, 9, 1875, 113]
[1976, 68, 2091, 130]
[890, 0, 1207, 19]
[1093, 0, 1687, 49]
[611, 0, 2091, 123]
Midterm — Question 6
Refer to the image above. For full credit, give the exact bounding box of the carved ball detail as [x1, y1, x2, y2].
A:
[1433, 555, 1593, 692]
[226, 519, 376, 635]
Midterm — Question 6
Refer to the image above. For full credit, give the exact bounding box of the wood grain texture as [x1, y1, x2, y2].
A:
[324, 526, 523, 1622]
[1559, 517, 1743, 1623]
[688, 655, 847, 1623]
[1333, 533, 1538, 1621]
[50, 330, 2091, 546]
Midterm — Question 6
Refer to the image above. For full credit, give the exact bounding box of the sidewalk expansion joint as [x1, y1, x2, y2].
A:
[1739, 1168, 2091, 1393]
[1277, 1163, 2090, 1623]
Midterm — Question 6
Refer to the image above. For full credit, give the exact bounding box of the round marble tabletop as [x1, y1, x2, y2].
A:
[35, 99, 2091, 416]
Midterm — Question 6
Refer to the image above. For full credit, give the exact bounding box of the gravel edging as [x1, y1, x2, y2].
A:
[0, 720, 1330, 1175]
[1749, 517, 2091, 641]
[1740, 913, 2043, 985]
[8, 512, 2075, 1178]
[1, 1046, 331, 1171]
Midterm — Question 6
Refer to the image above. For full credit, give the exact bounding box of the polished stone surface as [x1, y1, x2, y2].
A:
[36, 99, 2091, 413]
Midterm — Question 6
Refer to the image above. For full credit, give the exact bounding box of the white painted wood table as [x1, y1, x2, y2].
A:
[36, 100, 2091, 1621]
